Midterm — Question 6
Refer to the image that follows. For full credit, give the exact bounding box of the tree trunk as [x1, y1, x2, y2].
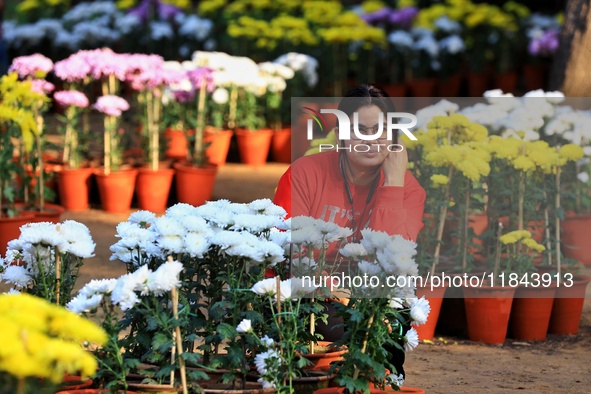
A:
[549, 0, 591, 95]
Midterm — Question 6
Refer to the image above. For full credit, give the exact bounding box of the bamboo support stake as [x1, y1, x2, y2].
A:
[228, 87, 238, 129]
[431, 166, 454, 277]
[36, 111, 45, 211]
[172, 286, 188, 394]
[518, 171, 525, 231]
[544, 190, 553, 267]
[104, 116, 111, 175]
[352, 313, 375, 381]
[555, 167, 562, 277]
[194, 83, 207, 164]
[55, 247, 61, 305]
[462, 179, 471, 272]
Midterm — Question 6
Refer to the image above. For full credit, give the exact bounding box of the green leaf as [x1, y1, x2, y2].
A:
[216, 323, 237, 340]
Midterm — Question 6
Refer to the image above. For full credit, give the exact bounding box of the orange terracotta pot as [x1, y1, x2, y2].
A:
[561, 214, 591, 266]
[173, 163, 218, 207]
[467, 70, 490, 97]
[205, 128, 233, 166]
[408, 77, 437, 97]
[382, 82, 407, 98]
[493, 69, 518, 94]
[464, 286, 515, 344]
[302, 341, 346, 371]
[56, 390, 139, 394]
[270, 128, 292, 163]
[548, 274, 590, 335]
[235, 128, 274, 166]
[57, 167, 94, 211]
[415, 281, 448, 341]
[437, 73, 463, 97]
[135, 167, 175, 213]
[0, 211, 36, 254]
[509, 285, 557, 341]
[164, 128, 189, 160]
[60, 375, 93, 390]
[94, 168, 138, 214]
[313, 388, 390, 394]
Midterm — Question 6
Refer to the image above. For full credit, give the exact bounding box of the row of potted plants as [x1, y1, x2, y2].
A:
[5, 0, 561, 96]
[0, 200, 430, 393]
[0, 50, 315, 245]
[401, 92, 591, 343]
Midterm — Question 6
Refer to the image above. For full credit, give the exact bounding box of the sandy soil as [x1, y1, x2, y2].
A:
[51, 162, 591, 394]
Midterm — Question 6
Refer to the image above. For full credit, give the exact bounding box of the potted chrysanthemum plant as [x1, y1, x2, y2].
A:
[0, 220, 95, 306]
[67, 259, 190, 393]
[128, 54, 186, 213]
[53, 89, 94, 211]
[0, 293, 107, 394]
[325, 229, 428, 394]
[92, 94, 136, 214]
[7, 55, 65, 223]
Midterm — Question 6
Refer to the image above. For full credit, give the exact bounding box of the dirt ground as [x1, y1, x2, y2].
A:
[57, 162, 591, 394]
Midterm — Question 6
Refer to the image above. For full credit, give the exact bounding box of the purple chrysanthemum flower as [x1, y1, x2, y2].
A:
[93, 95, 130, 117]
[528, 29, 560, 57]
[361, 7, 392, 25]
[187, 67, 215, 92]
[388, 7, 419, 29]
[54, 90, 89, 108]
[127, 0, 183, 23]
[8, 54, 54, 79]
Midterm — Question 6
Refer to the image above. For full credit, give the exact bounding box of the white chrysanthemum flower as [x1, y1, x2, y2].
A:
[389, 297, 404, 309]
[153, 217, 184, 237]
[79, 278, 118, 297]
[231, 214, 282, 233]
[111, 274, 141, 311]
[404, 327, 419, 351]
[166, 203, 198, 219]
[20, 222, 64, 247]
[340, 243, 368, 258]
[358, 260, 382, 276]
[260, 335, 274, 347]
[290, 277, 318, 298]
[258, 378, 276, 389]
[181, 216, 212, 235]
[291, 256, 317, 270]
[251, 277, 279, 296]
[248, 198, 274, 212]
[58, 220, 96, 258]
[210, 230, 247, 249]
[254, 349, 281, 375]
[194, 204, 234, 227]
[184, 233, 210, 258]
[130, 265, 151, 295]
[3, 249, 22, 264]
[212, 87, 229, 104]
[66, 293, 103, 314]
[226, 242, 264, 262]
[360, 229, 392, 254]
[409, 296, 431, 326]
[268, 228, 290, 248]
[236, 318, 252, 333]
[128, 210, 156, 227]
[577, 172, 590, 183]
[256, 240, 286, 266]
[386, 373, 405, 389]
[0, 265, 32, 288]
[157, 234, 184, 254]
[290, 227, 322, 246]
[147, 261, 183, 296]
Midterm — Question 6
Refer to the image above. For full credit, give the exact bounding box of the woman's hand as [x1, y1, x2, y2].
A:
[382, 137, 408, 187]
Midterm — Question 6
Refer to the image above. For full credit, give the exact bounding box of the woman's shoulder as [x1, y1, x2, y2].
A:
[291, 151, 339, 173]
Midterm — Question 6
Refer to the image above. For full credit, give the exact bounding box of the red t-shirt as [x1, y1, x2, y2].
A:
[273, 151, 426, 242]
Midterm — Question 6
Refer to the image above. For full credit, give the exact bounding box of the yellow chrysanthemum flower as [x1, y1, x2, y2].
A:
[558, 144, 584, 162]
[431, 174, 450, 186]
[361, 0, 386, 13]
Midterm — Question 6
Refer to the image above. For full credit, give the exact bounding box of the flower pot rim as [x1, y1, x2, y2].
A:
[93, 167, 138, 176]
[173, 162, 218, 171]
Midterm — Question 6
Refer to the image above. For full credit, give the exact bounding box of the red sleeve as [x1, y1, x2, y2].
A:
[368, 171, 425, 242]
[273, 167, 292, 217]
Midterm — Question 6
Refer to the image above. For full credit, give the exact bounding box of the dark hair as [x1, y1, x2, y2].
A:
[337, 83, 396, 116]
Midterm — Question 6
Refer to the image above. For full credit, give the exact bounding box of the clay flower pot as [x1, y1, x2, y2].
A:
[464, 285, 515, 344]
[509, 285, 557, 341]
[94, 168, 138, 214]
[57, 167, 94, 211]
[173, 163, 218, 207]
[548, 274, 591, 335]
[135, 166, 175, 213]
[235, 128, 274, 167]
[301, 341, 346, 371]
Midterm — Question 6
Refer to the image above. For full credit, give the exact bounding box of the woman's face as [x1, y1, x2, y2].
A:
[342, 104, 390, 169]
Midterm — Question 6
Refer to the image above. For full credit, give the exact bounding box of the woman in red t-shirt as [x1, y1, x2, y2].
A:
[273, 83, 426, 379]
